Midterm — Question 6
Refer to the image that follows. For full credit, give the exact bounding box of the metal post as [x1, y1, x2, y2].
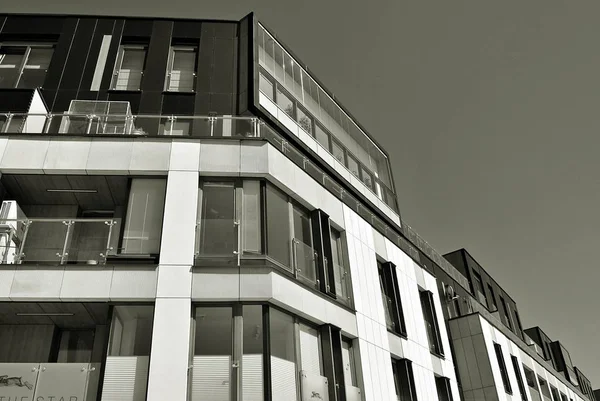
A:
[86, 115, 94, 134]
[168, 115, 175, 136]
[15, 220, 31, 264]
[58, 220, 74, 264]
[43, 114, 53, 134]
[209, 117, 215, 137]
[233, 220, 241, 266]
[100, 220, 117, 264]
[3, 113, 13, 133]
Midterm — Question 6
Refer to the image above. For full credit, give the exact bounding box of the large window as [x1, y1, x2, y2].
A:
[419, 290, 444, 356]
[111, 45, 147, 90]
[471, 270, 487, 305]
[330, 227, 350, 304]
[500, 296, 514, 330]
[393, 359, 418, 401]
[165, 45, 197, 92]
[511, 355, 528, 401]
[487, 283, 498, 310]
[493, 343, 512, 394]
[550, 386, 560, 401]
[537, 376, 551, 400]
[341, 339, 358, 388]
[0, 44, 54, 88]
[523, 365, 540, 395]
[197, 181, 237, 258]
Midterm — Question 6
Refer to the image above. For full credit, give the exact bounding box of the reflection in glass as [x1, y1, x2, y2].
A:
[347, 154, 360, 178]
[199, 182, 236, 256]
[167, 47, 196, 92]
[315, 124, 329, 150]
[242, 181, 262, 254]
[361, 168, 374, 191]
[270, 309, 298, 401]
[299, 324, 322, 375]
[192, 307, 233, 401]
[266, 184, 290, 268]
[330, 228, 348, 302]
[243, 306, 263, 401]
[113, 46, 146, 90]
[18, 47, 54, 89]
[0, 46, 25, 88]
[276, 88, 294, 117]
[331, 140, 345, 164]
[297, 106, 312, 134]
[259, 73, 274, 100]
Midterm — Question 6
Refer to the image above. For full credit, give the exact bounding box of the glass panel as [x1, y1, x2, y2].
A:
[296, 106, 312, 135]
[0, 46, 25, 88]
[331, 140, 345, 164]
[299, 324, 321, 376]
[67, 220, 117, 264]
[21, 220, 69, 264]
[361, 167, 374, 191]
[122, 178, 166, 254]
[270, 309, 297, 401]
[158, 118, 191, 136]
[276, 87, 294, 117]
[315, 124, 329, 150]
[168, 47, 196, 92]
[379, 269, 394, 331]
[266, 184, 291, 268]
[273, 41, 284, 83]
[243, 305, 263, 401]
[330, 229, 348, 301]
[347, 154, 360, 178]
[0, 115, 24, 133]
[242, 181, 262, 254]
[341, 340, 357, 386]
[56, 330, 94, 363]
[282, 52, 296, 96]
[114, 47, 145, 90]
[192, 307, 232, 401]
[259, 73, 274, 99]
[18, 47, 53, 88]
[263, 34, 275, 75]
[198, 182, 236, 257]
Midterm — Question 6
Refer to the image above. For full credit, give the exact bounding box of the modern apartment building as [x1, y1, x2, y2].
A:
[0, 12, 461, 401]
[0, 12, 595, 401]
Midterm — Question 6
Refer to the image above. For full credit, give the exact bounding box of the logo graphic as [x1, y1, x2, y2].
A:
[0, 375, 34, 390]
[310, 391, 323, 399]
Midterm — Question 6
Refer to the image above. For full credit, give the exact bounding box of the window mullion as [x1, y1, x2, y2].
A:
[14, 46, 31, 88]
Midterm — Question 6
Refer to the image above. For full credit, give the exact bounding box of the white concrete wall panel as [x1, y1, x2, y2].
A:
[199, 141, 241, 175]
[169, 140, 201, 171]
[129, 140, 171, 174]
[0, 138, 49, 173]
[43, 138, 91, 173]
[59, 266, 113, 301]
[109, 267, 157, 301]
[86, 139, 133, 174]
[0, 266, 15, 301]
[9, 266, 64, 300]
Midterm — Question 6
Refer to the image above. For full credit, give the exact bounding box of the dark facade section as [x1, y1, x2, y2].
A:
[524, 326, 556, 366]
[443, 248, 523, 340]
[575, 367, 597, 401]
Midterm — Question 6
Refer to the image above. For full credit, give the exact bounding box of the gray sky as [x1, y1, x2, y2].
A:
[6, 0, 600, 385]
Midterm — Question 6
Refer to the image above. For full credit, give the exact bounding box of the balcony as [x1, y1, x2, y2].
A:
[0, 174, 166, 265]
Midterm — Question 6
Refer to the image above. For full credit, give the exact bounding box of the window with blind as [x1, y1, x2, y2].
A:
[111, 45, 146, 90]
[165, 46, 197, 92]
[419, 290, 444, 356]
[0, 44, 54, 88]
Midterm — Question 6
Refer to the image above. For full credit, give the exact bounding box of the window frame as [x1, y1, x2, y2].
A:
[435, 376, 454, 401]
[419, 290, 444, 357]
[378, 260, 407, 337]
[110, 44, 147, 91]
[393, 358, 418, 401]
[164, 45, 197, 92]
[0, 43, 54, 89]
[493, 343, 513, 394]
[511, 355, 528, 401]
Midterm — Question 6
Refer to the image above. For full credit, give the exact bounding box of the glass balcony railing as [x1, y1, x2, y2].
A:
[0, 218, 119, 265]
[292, 238, 317, 286]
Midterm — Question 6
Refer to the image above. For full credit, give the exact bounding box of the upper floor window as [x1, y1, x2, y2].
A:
[435, 376, 454, 401]
[499, 296, 514, 330]
[330, 227, 350, 303]
[0, 44, 54, 89]
[550, 386, 560, 401]
[471, 270, 487, 305]
[493, 343, 512, 394]
[487, 283, 497, 310]
[165, 45, 197, 92]
[111, 45, 146, 90]
[378, 260, 407, 336]
[419, 290, 444, 356]
[537, 375, 551, 400]
[510, 355, 527, 401]
[393, 358, 418, 401]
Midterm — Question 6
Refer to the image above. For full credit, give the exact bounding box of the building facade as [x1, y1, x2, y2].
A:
[0, 12, 594, 401]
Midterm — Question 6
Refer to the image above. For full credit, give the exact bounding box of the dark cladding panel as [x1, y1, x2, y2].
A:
[193, 92, 211, 115]
[43, 18, 79, 98]
[162, 93, 195, 115]
[212, 38, 235, 94]
[123, 19, 153, 38]
[172, 20, 202, 39]
[141, 21, 173, 92]
[197, 33, 215, 93]
[139, 91, 163, 114]
[59, 18, 98, 91]
[0, 16, 65, 36]
[0, 89, 34, 112]
[52, 89, 78, 113]
[80, 19, 117, 93]
[237, 14, 251, 114]
[108, 91, 141, 114]
[210, 93, 234, 114]
[203, 22, 237, 39]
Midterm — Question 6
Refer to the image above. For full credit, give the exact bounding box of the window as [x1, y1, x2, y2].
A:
[347, 154, 360, 178]
[296, 105, 313, 134]
[0, 44, 54, 88]
[538, 376, 551, 399]
[259, 72, 274, 100]
[361, 167, 374, 191]
[500, 296, 514, 330]
[331, 139, 345, 165]
[559, 393, 568, 401]
[551, 386, 560, 401]
[511, 355, 527, 401]
[330, 227, 350, 303]
[378, 261, 407, 336]
[165, 46, 197, 92]
[299, 323, 323, 376]
[292, 203, 317, 284]
[276, 87, 294, 117]
[243, 305, 264, 400]
[341, 339, 357, 388]
[266, 183, 291, 267]
[122, 178, 166, 255]
[471, 271, 487, 305]
[420, 290, 444, 356]
[435, 377, 454, 401]
[493, 343, 512, 394]
[270, 309, 298, 400]
[315, 123, 330, 150]
[523, 365, 538, 391]
[197, 181, 237, 257]
[393, 359, 418, 401]
[487, 283, 497, 310]
[111, 45, 146, 90]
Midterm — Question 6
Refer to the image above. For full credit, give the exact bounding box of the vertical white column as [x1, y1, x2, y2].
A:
[146, 142, 200, 401]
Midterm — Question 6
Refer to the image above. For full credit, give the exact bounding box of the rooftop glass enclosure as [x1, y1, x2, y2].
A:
[256, 23, 397, 210]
